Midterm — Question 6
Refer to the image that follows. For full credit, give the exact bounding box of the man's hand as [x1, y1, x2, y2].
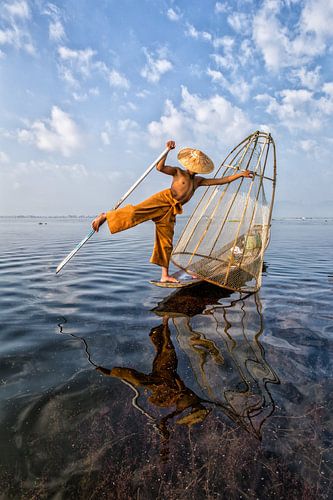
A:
[166, 140, 175, 150]
[241, 170, 254, 179]
[92, 212, 106, 232]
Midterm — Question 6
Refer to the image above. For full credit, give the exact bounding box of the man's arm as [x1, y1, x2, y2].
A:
[91, 140, 178, 232]
[156, 140, 178, 176]
[198, 170, 253, 186]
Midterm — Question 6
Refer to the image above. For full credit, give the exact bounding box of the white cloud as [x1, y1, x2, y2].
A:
[185, 22, 238, 57]
[252, 3, 292, 71]
[119, 101, 137, 113]
[252, 0, 333, 71]
[185, 23, 212, 43]
[99, 118, 140, 147]
[101, 131, 110, 146]
[227, 79, 250, 102]
[18, 106, 83, 156]
[207, 68, 250, 102]
[212, 35, 234, 50]
[0, 159, 88, 180]
[89, 87, 99, 96]
[43, 3, 61, 17]
[210, 53, 232, 70]
[136, 89, 150, 98]
[58, 46, 96, 78]
[259, 88, 333, 131]
[72, 92, 88, 102]
[108, 69, 130, 89]
[58, 65, 78, 87]
[70, 87, 99, 101]
[0, 0, 35, 54]
[117, 119, 140, 144]
[166, 8, 181, 22]
[43, 3, 66, 42]
[100, 65, 129, 89]
[4, 1, 30, 19]
[0, 158, 88, 211]
[58, 46, 129, 90]
[227, 13, 251, 35]
[238, 39, 255, 65]
[290, 66, 321, 90]
[323, 82, 333, 97]
[100, 121, 113, 146]
[300, 139, 317, 152]
[254, 93, 271, 104]
[215, 2, 228, 13]
[49, 19, 65, 42]
[298, 138, 325, 160]
[300, 0, 333, 40]
[207, 68, 227, 85]
[33, 160, 88, 177]
[208, 34, 252, 101]
[0, 151, 9, 163]
[147, 86, 252, 154]
[141, 48, 173, 83]
[118, 119, 139, 133]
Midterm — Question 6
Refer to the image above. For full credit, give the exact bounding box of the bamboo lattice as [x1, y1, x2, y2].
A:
[172, 131, 277, 292]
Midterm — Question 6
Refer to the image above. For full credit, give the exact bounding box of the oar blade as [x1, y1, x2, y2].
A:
[56, 229, 95, 274]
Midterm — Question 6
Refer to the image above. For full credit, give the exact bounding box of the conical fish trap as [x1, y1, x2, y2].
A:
[172, 131, 276, 292]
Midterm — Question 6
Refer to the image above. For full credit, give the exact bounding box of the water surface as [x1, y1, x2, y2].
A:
[0, 217, 332, 499]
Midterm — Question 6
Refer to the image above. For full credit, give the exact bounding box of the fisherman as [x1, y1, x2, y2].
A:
[92, 140, 253, 283]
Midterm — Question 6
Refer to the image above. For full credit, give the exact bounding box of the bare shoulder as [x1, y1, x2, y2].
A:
[194, 175, 205, 187]
[175, 167, 186, 176]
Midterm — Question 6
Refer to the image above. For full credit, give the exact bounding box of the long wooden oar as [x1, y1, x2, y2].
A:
[56, 147, 169, 274]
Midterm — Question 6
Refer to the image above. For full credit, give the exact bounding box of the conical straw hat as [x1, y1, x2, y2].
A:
[177, 148, 214, 174]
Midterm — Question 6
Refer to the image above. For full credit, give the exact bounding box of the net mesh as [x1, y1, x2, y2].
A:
[172, 131, 276, 292]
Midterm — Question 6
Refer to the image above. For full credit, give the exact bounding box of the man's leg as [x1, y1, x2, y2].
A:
[91, 190, 181, 281]
[92, 190, 172, 235]
[161, 266, 178, 283]
[151, 214, 178, 282]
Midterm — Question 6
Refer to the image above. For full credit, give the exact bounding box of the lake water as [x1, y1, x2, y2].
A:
[0, 217, 332, 499]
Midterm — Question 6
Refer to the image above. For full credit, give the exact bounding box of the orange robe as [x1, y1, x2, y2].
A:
[106, 189, 182, 268]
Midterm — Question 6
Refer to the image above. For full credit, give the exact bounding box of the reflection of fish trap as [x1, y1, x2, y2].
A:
[172, 131, 276, 292]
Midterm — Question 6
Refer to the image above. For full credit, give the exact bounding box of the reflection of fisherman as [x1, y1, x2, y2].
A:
[96, 317, 210, 427]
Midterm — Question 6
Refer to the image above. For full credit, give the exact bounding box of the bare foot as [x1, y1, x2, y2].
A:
[92, 212, 106, 232]
[160, 275, 179, 283]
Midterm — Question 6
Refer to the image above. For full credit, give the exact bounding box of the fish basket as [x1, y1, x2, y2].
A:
[172, 131, 276, 292]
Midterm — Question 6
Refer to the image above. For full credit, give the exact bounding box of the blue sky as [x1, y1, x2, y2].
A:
[0, 0, 332, 216]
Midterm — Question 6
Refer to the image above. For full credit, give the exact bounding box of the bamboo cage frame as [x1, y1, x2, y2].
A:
[171, 131, 277, 292]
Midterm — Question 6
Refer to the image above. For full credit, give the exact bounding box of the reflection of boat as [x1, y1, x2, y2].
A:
[172, 131, 276, 292]
[152, 280, 234, 317]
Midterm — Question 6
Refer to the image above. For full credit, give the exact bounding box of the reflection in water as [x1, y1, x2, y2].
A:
[3, 219, 333, 498]
[58, 317, 99, 368]
[172, 292, 280, 439]
[97, 317, 211, 460]
[94, 284, 280, 451]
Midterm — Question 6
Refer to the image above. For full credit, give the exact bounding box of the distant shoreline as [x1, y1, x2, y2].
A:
[1, 215, 333, 220]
